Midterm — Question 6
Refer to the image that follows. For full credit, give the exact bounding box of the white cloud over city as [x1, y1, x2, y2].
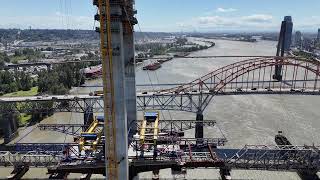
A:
[216, 7, 237, 13]
[0, 12, 93, 30]
[178, 14, 276, 31]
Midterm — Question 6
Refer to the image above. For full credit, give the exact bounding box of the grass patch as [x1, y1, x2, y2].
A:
[19, 114, 32, 126]
[10, 55, 28, 62]
[3, 87, 38, 97]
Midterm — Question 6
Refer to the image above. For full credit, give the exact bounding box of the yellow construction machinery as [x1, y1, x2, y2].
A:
[78, 116, 104, 151]
[139, 112, 160, 146]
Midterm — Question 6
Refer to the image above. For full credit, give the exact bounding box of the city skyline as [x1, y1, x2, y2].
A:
[0, 0, 319, 32]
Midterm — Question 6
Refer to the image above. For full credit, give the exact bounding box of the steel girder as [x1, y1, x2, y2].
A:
[221, 145, 320, 170]
[38, 119, 217, 136]
[0, 151, 63, 167]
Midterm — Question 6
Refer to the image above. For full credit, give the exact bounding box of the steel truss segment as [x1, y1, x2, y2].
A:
[137, 119, 216, 132]
[12, 143, 79, 154]
[223, 145, 320, 170]
[0, 151, 63, 167]
[1, 144, 320, 171]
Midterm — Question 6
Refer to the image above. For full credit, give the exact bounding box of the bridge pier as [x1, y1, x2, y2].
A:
[94, 1, 133, 178]
[123, 10, 137, 138]
[0, 113, 19, 144]
[275, 132, 320, 180]
[49, 172, 69, 179]
[298, 170, 319, 180]
[219, 167, 231, 180]
[195, 113, 204, 140]
[80, 173, 92, 180]
[7, 165, 29, 180]
[274, 16, 292, 81]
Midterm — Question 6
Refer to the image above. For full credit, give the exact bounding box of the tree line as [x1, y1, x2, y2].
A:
[37, 64, 85, 95]
[0, 63, 85, 96]
[0, 71, 34, 95]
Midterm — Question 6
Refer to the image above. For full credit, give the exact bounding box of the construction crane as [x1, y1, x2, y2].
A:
[94, 0, 118, 179]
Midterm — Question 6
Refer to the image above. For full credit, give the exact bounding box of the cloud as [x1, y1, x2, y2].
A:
[0, 13, 93, 30]
[177, 14, 278, 31]
[216, 8, 237, 13]
[196, 14, 274, 27]
[294, 16, 320, 30]
[241, 14, 273, 23]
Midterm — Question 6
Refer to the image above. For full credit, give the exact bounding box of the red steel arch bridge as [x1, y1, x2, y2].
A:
[1, 56, 320, 115]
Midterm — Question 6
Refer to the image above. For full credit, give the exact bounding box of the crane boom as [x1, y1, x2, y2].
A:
[96, 0, 118, 179]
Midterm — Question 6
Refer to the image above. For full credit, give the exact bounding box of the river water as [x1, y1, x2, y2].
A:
[5, 39, 320, 179]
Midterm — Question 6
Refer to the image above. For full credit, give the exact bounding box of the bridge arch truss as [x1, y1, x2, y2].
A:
[1, 57, 320, 114]
[137, 57, 320, 113]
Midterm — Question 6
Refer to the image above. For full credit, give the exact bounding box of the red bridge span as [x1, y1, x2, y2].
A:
[1, 57, 320, 115]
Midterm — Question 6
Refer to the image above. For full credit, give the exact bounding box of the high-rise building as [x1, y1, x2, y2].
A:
[317, 28, 320, 41]
[294, 31, 302, 48]
[283, 16, 293, 51]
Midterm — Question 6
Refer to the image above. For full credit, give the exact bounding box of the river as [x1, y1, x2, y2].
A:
[6, 39, 320, 179]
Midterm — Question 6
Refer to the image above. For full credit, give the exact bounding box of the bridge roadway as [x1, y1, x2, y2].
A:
[3, 56, 279, 69]
[0, 87, 320, 114]
[1, 143, 320, 174]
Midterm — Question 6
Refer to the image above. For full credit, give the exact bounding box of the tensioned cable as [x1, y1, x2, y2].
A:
[135, 23, 170, 121]
[123, 5, 169, 120]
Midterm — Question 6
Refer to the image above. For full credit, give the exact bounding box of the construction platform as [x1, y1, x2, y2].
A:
[1, 112, 320, 179]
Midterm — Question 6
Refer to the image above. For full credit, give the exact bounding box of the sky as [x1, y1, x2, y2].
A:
[0, 0, 319, 32]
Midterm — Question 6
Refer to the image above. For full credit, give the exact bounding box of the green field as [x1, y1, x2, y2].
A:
[10, 55, 28, 63]
[3, 87, 38, 97]
[19, 114, 32, 126]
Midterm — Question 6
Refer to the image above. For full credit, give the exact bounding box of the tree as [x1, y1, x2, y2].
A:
[4, 55, 10, 63]
[14, 50, 21, 56]
[0, 59, 4, 70]
[20, 72, 32, 91]
[37, 64, 85, 95]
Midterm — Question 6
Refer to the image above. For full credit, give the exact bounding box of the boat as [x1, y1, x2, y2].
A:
[142, 62, 161, 71]
[158, 57, 173, 64]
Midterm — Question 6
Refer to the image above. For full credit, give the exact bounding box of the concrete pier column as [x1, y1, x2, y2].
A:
[274, 17, 292, 81]
[0, 113, 19, 144]
[152, 170, 160, 180]
[124, 20, 137, 138]
[220, 167, 231, 180]
[7, 165, 29, 180]
[110, 8, 129, 180]
[31, 112, 41, 123]
[195, 113, 204, 139]
[95, 0, 137, 178]
[297, 170, 319, 180]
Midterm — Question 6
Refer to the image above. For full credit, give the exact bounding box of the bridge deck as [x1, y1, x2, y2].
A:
[1, 143, 319, 173]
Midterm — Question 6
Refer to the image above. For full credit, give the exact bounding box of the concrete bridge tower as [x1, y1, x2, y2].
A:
[274, 16, 293, 81]
[94, 0, 137, 179]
